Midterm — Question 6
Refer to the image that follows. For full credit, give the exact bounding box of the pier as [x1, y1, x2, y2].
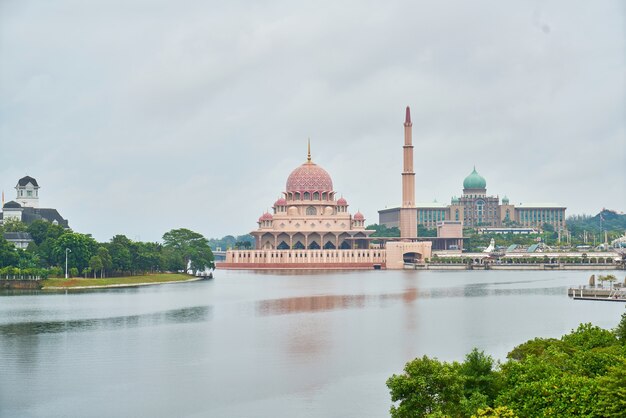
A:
[568, 286, 626, 302]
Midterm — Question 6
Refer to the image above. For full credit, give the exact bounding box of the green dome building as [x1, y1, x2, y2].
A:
[463, 167, 487, 190]
[378, 163, 566, 233]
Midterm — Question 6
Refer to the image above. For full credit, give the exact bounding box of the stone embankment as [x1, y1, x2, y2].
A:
[0, 280, 42, 290]
[427, 264, 622, 271]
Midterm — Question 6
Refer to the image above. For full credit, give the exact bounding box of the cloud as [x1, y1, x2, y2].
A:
[1, 0, 624, 241]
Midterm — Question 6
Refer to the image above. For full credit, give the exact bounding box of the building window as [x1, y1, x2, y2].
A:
[27, 191, 32, 197]
[306, 206, 317, 216]
[304, 192, 310, 200]
[476, 200, 485, 224]
[313, 192, 320, 200]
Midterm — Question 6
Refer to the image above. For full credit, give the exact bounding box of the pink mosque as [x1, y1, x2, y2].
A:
[221, 108, 432, 269]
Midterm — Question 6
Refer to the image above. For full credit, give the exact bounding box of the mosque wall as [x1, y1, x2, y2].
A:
[223, 249, 386, 269]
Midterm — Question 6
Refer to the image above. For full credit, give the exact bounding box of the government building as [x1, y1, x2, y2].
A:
[379, 168, 566, 232]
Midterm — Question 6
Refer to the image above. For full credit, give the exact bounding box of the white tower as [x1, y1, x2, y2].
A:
[15, 176, 40, 208]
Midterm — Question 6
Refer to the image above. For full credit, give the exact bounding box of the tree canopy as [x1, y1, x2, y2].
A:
[163, 228, 214, 272]
[388, 315, 626, 417]
[0, 220, 214, 278]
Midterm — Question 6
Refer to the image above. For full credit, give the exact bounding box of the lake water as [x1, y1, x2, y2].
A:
[1, 270, 624, 417]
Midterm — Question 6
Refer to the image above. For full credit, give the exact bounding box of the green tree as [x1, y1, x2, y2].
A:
[27, 220, 65, 245]
[387, 355, 465, 418]
[88, 256, 103, 278]
[615, 312, 626, 344]
[161, 246, 185, 272]
[595, 358, 626, 417]
[506, 338, 570, 361]
[97, 247, 112, 278]
[460, 349, 498, 402]
[107, 235, 133, 275]
[2, 218, 27, 232]
[162, 228, 214, 272]
[53, 232, 98, 272]
[0, 236, 19, 267]
[132, 242, 162, 274]
[472, 406, 517, 417]
[366, 224, 401, 238]
[561, 323, 617, 351]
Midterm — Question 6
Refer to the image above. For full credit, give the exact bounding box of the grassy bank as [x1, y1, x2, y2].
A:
[42, 273, 196, 289]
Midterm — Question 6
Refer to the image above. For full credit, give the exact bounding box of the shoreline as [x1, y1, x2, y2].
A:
[216, 264, 623, 271]
[42, 276, 206, 290]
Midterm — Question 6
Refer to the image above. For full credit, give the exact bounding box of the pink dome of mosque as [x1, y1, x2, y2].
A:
[354, 212, 364, 221]
[286, 162, 333, 193]
[259, 212, 273, 222]
[337, 197, 347, 205]
[274, 198, 287, 206]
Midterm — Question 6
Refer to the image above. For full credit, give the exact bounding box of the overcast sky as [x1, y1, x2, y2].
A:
[1, 0, 624, 242]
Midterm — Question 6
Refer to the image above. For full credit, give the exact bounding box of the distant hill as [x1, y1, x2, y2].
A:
[567, 209, 626, 234]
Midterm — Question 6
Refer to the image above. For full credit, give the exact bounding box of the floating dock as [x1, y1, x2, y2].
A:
[568, 287, 626, 302]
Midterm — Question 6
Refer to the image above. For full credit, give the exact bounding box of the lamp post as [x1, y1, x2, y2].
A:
[65, 248, 71, 279]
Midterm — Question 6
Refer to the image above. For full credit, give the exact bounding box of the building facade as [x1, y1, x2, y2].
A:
[222, 108, 433, 270]
[379, 168, 566, 231]
[222, 143, 389, 268]
[250, 142, 374, 252]
[1, 176, 70, 228]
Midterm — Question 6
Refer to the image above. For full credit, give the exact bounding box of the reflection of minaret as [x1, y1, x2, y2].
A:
[399, 106, 417, 239]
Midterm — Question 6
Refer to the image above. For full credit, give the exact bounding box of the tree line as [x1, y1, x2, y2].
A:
[0, 219, 214, 278]
[207, 234, 254, 251]
[387, 313, 626, 417]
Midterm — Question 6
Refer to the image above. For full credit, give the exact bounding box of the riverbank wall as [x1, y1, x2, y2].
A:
[0, 280, 42, 290]
[217, 262, 384, 270]
[427, 264, 622, 271]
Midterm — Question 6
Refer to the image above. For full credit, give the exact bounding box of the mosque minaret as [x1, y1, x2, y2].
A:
[399, 106, 417, 239]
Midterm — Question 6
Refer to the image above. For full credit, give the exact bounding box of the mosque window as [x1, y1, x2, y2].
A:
[306, 206, 317, 216]
[313, 192, 320, 200]
[304, 192, 310, 200]
[295, 193, 300, 201]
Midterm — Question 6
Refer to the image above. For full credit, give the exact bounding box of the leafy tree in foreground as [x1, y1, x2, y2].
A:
[616, 312, 626, 343]
[388, 318, 626, 418]
[460, 349, 498, 403]
[387, 355, 465, 417]
[472, 406, 517, 418]
[595, 358, 626, 417]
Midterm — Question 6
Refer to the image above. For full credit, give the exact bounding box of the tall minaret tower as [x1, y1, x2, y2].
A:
[399, 106, 417, 239]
